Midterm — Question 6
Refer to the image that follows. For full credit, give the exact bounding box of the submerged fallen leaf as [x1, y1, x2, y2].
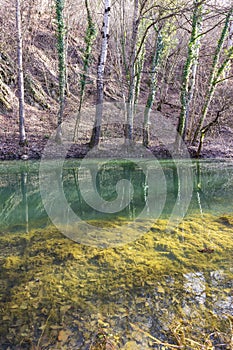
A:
[122, 340, 141, 350]
[57, 329, 72, 342]
[197, 248, 214, 254]
[50, 324, 63, 330]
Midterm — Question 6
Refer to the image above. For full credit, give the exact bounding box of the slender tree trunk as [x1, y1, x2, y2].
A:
[176, 0, 203, 151]
[222, 15, 233, 82]
[192, 7, 233, 144]
[196, 51, 233, 154]
[228, 18, 233, 48]
[64, 17, 70, 98]
[124, 0, 139, 144]
[74, 0, 96, 142]
[134, 18, 147, 111]
[90, 0, 111, 148]
[114, 7, 127, 106]
[195, 15, 233, 155]
[55, 0, 66, 144]
[134, 43, 145, 111]
[143, 27, 164, 147]
[16, 0, 27, 147]
[119, 0, 129, 84]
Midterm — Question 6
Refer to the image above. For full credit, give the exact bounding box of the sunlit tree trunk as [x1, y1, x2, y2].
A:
[124, 0, 139, 144]
[176, 0, 203, 151]
[192, 7, 233, 144]
[143, 27, 164, 147]
[16, 0, 27, 147]
[134, 18, 147, 111]
[113, 4, 127, 106]
[55, 0, 66, 144]
[73, 0, 96, 142]
[90, 0, 111, 148]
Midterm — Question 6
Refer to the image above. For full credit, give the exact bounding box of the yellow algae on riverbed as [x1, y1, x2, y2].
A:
[0, 213, 232, 349]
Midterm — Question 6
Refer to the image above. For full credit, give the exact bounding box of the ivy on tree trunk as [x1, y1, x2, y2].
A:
[55, 0, 66, 144]
[176, 0, 203, 151]
[192, 6, 233, 145]
[74, 0, 96, 142]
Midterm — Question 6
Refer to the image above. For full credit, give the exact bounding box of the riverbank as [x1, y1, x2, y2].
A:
[1, 131, 233, 161]
[1, 103, 233, 161]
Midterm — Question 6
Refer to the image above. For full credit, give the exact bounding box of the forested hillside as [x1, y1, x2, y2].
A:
[0, 0, 233, 159]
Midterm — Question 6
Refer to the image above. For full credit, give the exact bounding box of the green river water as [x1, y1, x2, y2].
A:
[0, 159, 232, 349]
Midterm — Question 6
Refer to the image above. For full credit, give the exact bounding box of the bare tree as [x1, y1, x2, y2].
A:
[73, 0, 96, 142]
[192, 6, 233, 144]
[143, 25, 164, 147]
[124, 0, 139, 144]
[90, 0, 111, 148]
[16, 0, 27, 149]
[176, 0, 203, 151]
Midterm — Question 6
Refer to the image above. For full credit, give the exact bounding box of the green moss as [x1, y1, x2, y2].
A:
[0, 79, 12, 112]
[24, 74, 50, 109]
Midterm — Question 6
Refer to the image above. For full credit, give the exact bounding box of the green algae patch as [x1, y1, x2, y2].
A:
[0, 213, 232, 349]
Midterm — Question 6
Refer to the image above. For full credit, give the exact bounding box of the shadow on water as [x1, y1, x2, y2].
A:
[0, 159, 233, 349]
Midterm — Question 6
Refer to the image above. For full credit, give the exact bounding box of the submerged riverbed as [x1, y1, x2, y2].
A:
[0, 159, 233, 349]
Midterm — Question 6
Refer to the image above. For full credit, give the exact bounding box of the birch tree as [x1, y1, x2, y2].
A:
[55, 0, 66, 144]
[124, 0, 139, 144]
[89, 0, 111, 148]
[16, 0, 27, 148]
[176, 0, 203, 151]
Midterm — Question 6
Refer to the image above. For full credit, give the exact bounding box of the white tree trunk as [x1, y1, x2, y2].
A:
[125, 0, 139, 144]
[90, 0, 111, 147]
[16, 0, 27, 147]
